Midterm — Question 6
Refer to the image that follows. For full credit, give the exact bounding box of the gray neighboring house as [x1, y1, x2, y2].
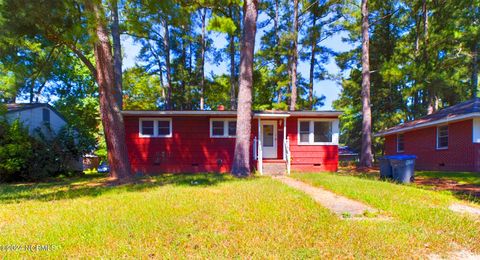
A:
[5, 103, 83, 171]
[5, 103, 68, 135]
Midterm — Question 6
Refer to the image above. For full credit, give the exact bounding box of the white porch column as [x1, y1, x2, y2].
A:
[258, 118, 261, 142]
[258, 118, 262, 175]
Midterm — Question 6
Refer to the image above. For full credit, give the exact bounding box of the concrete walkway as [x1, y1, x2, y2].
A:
[449, 203, 480, 217]
[274, 176, 380, 219]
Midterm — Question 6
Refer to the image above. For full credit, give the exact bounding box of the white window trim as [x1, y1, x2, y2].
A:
[436, 125, 448, 150]
[473, 118, 480, 143]
[297, 118, 339, 145]
[396, 133, 404, 153]
[139, 118, 172, 138]
[209, 118, 236, 138]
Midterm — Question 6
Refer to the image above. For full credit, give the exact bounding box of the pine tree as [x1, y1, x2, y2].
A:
[232, 0, 258, 176]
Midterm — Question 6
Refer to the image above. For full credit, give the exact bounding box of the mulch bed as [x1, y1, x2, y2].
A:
[338, 166, 480, 200]
[414, 177, 480, 199]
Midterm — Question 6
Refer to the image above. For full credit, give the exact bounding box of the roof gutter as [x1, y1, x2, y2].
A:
[290, 111, 343, 117]
[253, 113, 290, 118]
[122, 111, 238, 116]
[375, 112, 480, 137]
[122, 110, 343, 117]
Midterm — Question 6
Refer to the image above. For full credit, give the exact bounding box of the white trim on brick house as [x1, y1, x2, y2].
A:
[139, 118, 172, 138]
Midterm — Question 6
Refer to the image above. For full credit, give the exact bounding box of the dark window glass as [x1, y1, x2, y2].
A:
[158, 120, 171, 136]
[228, 121, 236, 136]
[397, 134, 405, 152]
[212, 121, 224, 136]
[42, 108, 50, 123]
[313, 122, 332, 142]
[299, 121, 310, 143]
[263, 124, 274, 147]
[437, 126, 448, 148]
[141, 120, 154, 135]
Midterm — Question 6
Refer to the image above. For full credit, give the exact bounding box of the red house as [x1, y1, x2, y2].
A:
[377, 98, 480, 172]
[122, 110, 341, 175]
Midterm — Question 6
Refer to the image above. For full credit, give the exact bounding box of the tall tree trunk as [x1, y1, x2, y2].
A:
[232, 0, 258, 176]
[308, 4, 318, 110]
[163, 19, 172, 110]
[472, 42, 478, 98]
[274, 0, 282, 104]
[200, 8, 206, 110]
[422, 0, 436, 115]
[308, 41, 315, 110]
[359, 0, 373, 168]
[111, 0, 122, 108]
[180, 27, 187, 110]
[229, 6, 237, 110]
[88, 1, 132, 181]
[289, 0, 299, 111]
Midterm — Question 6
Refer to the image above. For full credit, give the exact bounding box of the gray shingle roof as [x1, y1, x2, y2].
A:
[377, 98, 480, 136]
[6, 103, 47, 112]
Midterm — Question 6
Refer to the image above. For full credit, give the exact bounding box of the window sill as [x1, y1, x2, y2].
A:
[436, 147, 448, 150]
[210, 136, 236, 138]
[298, 142, 338, 146]
[139, 135, 172, 138]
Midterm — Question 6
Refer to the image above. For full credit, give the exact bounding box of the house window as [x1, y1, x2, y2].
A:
[139, 118, 172, 138]
[157, 120, 171, 136]
[298, 120, 333, 145]
[397, 134, 404, 152]
[437, 125, 448, 149]
[228, 121, 236, 136]
[42, 108, 50, 123]
[210, 119, 236, 138]
[141, 120, 154, 136]
[299, 121, 310, 143]
[313, 121, 332, 143]
[211, 121, 225, 136]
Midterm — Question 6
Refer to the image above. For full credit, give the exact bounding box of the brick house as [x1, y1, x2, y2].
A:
[376, 98, 480, 172]
[122, 110, 342, 175]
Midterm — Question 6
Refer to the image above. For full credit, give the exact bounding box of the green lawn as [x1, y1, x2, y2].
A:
[292, 172, 480, 257]
[0, 173, 479, 258]
[416, 171, 480, 185]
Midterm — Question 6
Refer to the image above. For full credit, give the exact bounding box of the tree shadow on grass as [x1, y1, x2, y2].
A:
[0, 173, 245, 204]
[337, 167, 480, 204]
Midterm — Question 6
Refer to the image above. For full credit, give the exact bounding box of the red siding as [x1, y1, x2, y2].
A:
[287, 117, 339, 172]
[384, 119, 480, 172]
[124, 115, 338, 174]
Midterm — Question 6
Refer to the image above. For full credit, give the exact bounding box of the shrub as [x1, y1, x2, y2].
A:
[0, 117, 84, 182]
[28, 125, 83, 180]
[0, 119, 32, 182]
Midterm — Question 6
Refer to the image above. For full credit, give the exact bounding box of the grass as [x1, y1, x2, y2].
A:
[292, 172, 480, 257]
[0, 172, 478, 258]
[416, 171, 480, 185]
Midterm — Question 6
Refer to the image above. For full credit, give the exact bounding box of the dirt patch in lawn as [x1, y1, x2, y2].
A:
[414, 177, 480, 199]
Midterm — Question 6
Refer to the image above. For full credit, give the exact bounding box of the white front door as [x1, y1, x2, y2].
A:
[261, 121, 277, 159]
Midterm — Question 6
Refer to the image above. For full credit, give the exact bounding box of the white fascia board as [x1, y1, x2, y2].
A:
[253, 113, 290, 118]
[375, 113, 480, 137]
[289, 111, 342, 117]
[122, 111, 238, 116]
[122, 110, 343, 118]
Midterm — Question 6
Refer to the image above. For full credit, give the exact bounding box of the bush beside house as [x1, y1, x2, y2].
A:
[0, 108, 84, 182]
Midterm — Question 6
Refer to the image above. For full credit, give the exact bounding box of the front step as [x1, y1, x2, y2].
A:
[262, 160, 287, 175]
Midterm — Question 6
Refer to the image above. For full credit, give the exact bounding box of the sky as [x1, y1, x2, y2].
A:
[121, 14, 354, 110]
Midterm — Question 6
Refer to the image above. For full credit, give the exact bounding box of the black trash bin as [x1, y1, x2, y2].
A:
[389, 155, 417, 183]
[378, 157, 393, 179]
